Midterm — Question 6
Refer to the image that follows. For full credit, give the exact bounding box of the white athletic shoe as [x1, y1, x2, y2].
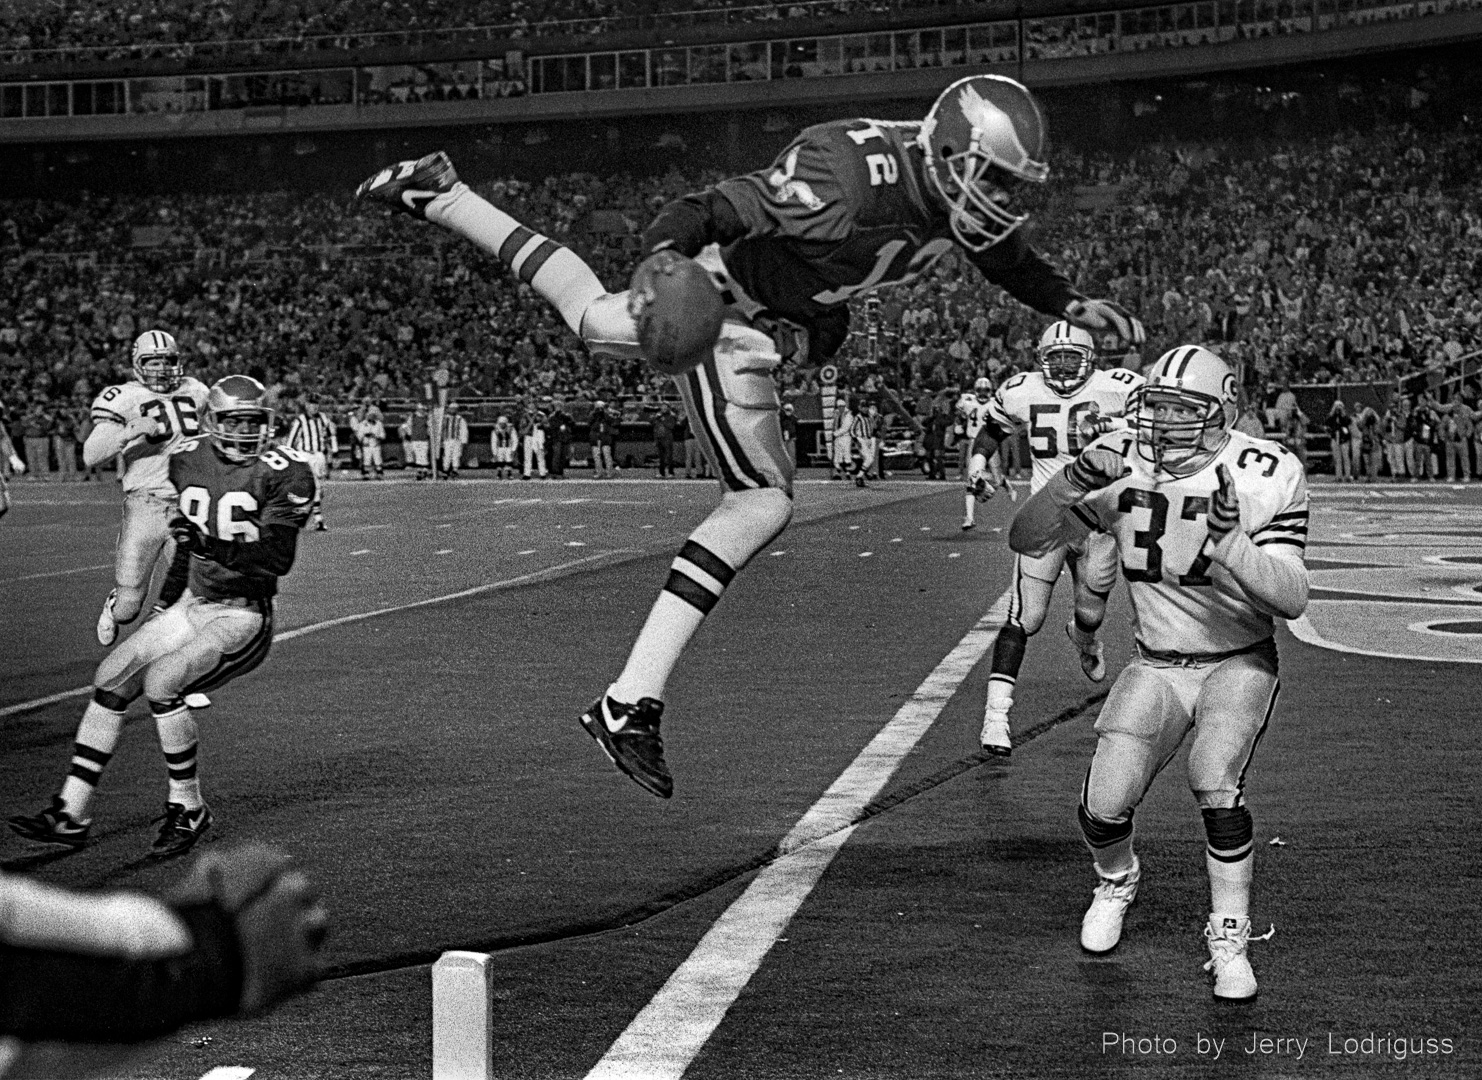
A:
[1065, 621, 1106, 683]
[979, 707, 1011, 756]
[1080, 857, 1140, 953]
[1204, 914, 1270, 1001]
[184, 693, 212, 710]
[96, 591, 119, 646]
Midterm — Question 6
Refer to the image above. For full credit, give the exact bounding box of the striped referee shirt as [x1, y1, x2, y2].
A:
[850, 412, 881, 440]
[286, 413, 336, 455]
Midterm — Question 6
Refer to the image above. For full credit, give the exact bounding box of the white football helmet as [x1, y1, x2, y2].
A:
[1037, 321, 1096, 396]
[132, 329, 183, 394]
[1129, 345, 1237, 477]
[203, 375, 274, 462]
[919, 75, 1050, 252]
[973, 377, 992, 400]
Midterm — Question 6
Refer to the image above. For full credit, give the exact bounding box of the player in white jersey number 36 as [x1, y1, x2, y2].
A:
[1009, 344, 1309, 1002]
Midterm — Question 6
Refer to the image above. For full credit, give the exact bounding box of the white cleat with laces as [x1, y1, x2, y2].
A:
[1081, 857, 1140, 953]
[1203, 914, 1273, 1001]
[979, 707, 1011, 756]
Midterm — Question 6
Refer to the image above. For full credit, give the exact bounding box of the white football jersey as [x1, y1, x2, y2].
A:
[986, 366, 1145, 493]
[1072, 429, 1309, 656]
[90, 377, 210, 496]
[955, 393, 994, 441]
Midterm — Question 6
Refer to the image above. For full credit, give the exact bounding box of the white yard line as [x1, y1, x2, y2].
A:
[0, 550, 634, 719]
[584, 605, 1006, 1080]
[0, 563, 112, 585]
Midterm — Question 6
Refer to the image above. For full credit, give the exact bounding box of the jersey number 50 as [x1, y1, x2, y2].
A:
[178, 486, 260, 542]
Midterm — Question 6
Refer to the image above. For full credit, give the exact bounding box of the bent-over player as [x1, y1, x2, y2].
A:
[9, 376, 315, 859]
[1008, 345, 1308, 1000]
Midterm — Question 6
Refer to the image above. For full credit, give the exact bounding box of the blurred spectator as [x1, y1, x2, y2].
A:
[651, 403, 676, 478]
[401, 402, 431, 480]
[588, 399, 617, 479]
[1283, 407, 1309, 474]
[831, 396, 855, 481]
[19, 401, 51, 479]
[1381, 397, 1408, 480]
[51, 401, 81, 481]
[519, 403, 547, 479]
[1233, 396, 1266, 439]
[779, 402, 798, 468]
[1326, 400, 1352, 482]
[490, 413, 517, 478]
[1406, 395, 1438, 480]
[1442, 401, 1472, 481]
[353, 398, 386, 480]
[1352, 403, 1382, 482]
[546, 397, 573, 478]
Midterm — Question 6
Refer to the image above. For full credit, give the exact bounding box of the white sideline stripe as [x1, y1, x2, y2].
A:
[198, 1069, 255, 1080]
[0, 550, 634, 720]
[0, 562, 111, 584]
[584, 607, 1005, 1080]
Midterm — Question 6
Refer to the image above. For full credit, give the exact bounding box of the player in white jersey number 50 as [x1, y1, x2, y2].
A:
[86, 332, 211, 665]
[966, 321, 1144, 754]
[1009, 344, 1309, 1002]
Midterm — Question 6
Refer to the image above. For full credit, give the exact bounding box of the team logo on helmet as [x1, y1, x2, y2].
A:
[132, 329, 183, 394]
[1128, 345, 1237, 477]
[920, 75, 1049, 253]
[1036, 321, 1096, 397]
[203, 375, 274, 462]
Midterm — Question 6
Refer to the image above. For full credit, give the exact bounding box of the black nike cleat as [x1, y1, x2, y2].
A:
[354, 151, 461, 220]
[149, 802, 212, 859]
[8, 796, 89, 850]
[580, 695, 673, 799]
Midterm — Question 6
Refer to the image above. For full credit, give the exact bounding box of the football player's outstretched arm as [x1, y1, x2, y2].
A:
[641, 188, 752, 258]
[1009, 446, 1128, 557]
[83, 415, 160, 468]
[968, 229, 1081, 319]
[1206, 464, 1309, 619]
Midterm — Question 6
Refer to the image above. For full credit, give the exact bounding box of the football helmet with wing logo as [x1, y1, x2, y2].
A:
[919, 75, 1050, 253]
[204, 375, 275, 462]
[1129, 345, 1238, 477]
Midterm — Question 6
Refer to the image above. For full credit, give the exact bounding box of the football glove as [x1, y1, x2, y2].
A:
[123, 415, 165, 442]
[168, 515, 205, 554]
[9, 451, 26, 474]
[1064, 298, 1146, 348]
[1075, 401, 1118, 441]
[167, 843, 329, 1016]
[1065, 447, 1131, 494]
[1208, 463, 1241, 541]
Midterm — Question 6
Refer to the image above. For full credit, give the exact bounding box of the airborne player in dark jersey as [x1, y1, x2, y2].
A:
[9, 376, 314, 859]
[356, 75, 1147, 799]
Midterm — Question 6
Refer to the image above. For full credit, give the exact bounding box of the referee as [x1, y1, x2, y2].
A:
[285, 397, 337, 531]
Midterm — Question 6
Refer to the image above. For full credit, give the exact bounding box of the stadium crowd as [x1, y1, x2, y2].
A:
[0, 0, 903, 61]
[2, 112, 1480, 477]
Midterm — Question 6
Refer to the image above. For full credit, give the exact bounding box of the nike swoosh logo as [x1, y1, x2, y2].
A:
[286, 493, 310, 504]
[603, 710, 627, 734]
[401, 189, 438, 213]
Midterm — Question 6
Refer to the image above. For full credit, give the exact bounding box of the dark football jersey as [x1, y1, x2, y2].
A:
[168, 440, 315, 601]
[712, 119, 1077, 326]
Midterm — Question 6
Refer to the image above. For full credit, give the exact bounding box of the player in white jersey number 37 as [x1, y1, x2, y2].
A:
[1009, 344, 1309, 1002]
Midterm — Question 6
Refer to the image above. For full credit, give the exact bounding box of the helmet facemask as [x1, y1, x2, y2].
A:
[206, 408, 273, 462]
[1131, 387, 1232, 478]
[1040, 344, 1093, 396]
[930, 157, 1031, 252]
[135, 352, 183, 394]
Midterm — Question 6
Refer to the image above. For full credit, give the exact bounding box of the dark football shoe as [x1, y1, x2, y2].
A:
[149, 802, 213, 859]
[8, 795, 90, 850]
[580, 695, 673, 799]
[354, 151, 461, 220]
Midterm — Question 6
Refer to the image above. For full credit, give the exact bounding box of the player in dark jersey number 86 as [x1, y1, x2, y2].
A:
[8, 375, 315, 860]
[355, 74, 1144, 800]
